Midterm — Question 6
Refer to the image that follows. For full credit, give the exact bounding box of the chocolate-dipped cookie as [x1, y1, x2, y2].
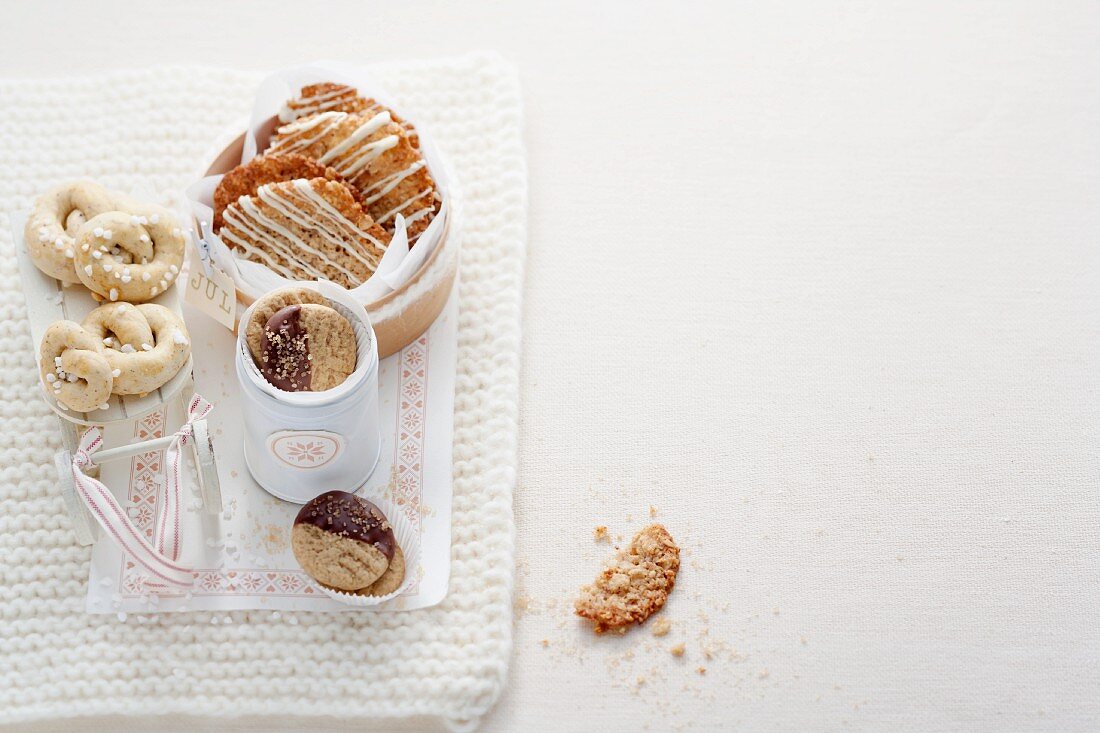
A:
[246, 287, 356, 392]
[355, 545, 406, 597]
[291, 491, 396, 591]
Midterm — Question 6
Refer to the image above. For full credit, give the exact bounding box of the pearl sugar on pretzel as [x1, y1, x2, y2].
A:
[37, 302, 192, 411]
[38, 320, 114, 413]
[23, 181, 122, 284]
[74, 207, 185, 302]
[80, 302, 191, 396]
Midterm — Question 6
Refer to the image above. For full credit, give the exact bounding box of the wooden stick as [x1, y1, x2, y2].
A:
[91, 435, 175, 463]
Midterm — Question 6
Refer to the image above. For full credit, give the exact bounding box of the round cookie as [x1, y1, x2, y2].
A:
[212, 153, 357, 231]
[245, 286, 327, 361]
[269, 111, 438, 245]
[279, 82, 370, 123]
[257, 303, 356, 392]
[291, 491, 396, 592]
[279, 82, 419, 147]
[355, 545, 405, 597]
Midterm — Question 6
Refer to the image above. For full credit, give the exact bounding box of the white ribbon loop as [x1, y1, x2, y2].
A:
[71, 394, 213, 590]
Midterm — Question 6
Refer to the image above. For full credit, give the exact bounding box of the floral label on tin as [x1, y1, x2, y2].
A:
[267, 430, 344, 469]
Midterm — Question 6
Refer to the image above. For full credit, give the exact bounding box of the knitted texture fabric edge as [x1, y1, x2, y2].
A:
[0, 52, 523, 729]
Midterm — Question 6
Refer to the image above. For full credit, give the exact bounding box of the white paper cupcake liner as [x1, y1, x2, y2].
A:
[316, 495, 420, 607]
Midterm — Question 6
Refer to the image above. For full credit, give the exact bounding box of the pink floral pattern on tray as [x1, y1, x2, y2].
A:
[119, 336, 430, 599]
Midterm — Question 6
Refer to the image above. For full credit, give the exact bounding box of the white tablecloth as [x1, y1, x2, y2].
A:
[1, 2, 1096, 731]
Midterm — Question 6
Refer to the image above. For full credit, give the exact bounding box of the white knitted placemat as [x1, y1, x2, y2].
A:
[0, 53, 523, 731]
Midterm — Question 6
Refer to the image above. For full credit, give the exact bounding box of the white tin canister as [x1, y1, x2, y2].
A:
[235, 281, 381, 503]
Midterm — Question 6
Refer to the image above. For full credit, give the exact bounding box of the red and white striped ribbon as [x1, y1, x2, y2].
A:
[155, 395, 213, 562]
[71, 395, 213, 589]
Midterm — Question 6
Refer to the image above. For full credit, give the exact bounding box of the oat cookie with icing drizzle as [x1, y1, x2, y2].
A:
[280, 82, 419, 147]
[212, 154, 358, 231]
[280, 82, 370, 122]
[220, 177, 389, 289]
[245, 286, 356, 392]
[268, 110, 439, 245]
[574, 524, 680, 634]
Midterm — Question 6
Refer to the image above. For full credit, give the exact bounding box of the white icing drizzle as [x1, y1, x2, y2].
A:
[375, 188, 435, 225]
[271, 103, 438, 241]
[318, 112, 398, 177]
[271, 111, 400, 181]
[362, 160, 426, 205]
[279, 86, 360, 123]
[221, 180, 386, 286]
[268, 112, 347, 155]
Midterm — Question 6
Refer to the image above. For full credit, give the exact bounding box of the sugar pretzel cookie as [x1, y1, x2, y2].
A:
[81, 302, 191, 395]
[24, 181, 128, 284]
[73, 208, 185, 302]
[38, 321, 113, 412]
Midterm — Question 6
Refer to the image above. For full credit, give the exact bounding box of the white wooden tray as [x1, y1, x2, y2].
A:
[11, 209, 220, 546]
[11, 209, 195, 431]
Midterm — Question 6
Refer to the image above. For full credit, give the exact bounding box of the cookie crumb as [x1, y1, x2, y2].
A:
[540, 639, 549, 648]
[669, 643, 685, 657]
[649, 505, 657, 517]
[651, 617, 671, 636]
[759, 668, 770, 679]
[594, 525, 609, 541]
[696, 666, 706, 675]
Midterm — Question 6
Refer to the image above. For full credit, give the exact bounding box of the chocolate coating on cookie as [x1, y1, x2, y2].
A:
[259, 305, 311, 391]
[294, 491, 395, 561]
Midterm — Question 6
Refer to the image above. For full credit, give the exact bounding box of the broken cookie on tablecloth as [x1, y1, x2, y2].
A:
[269, 82, 439, 245]
[291, 491, 405, 595]
[245, 286, 356, 392]
[575, 524, 680, 634]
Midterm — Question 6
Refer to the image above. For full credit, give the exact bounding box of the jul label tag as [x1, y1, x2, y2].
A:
[185, 245, 236, 329]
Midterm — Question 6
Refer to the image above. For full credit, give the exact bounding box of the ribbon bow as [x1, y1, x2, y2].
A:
[71, 395, 213, 589]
